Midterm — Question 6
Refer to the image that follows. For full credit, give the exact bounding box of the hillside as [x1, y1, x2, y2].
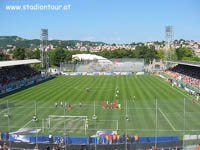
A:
[0, 36, 105, 49]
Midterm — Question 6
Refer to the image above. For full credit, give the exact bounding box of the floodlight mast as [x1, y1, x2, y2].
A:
[165, 26, 173, 66]
[40, 29, 49, 74]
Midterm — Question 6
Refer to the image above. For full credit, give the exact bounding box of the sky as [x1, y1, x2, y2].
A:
[0, 0, 200, 44]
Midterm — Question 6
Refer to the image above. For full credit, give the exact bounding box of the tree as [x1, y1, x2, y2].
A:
[0, 52, 9, 61]
[145, 46, 158, 63]
[33, 49, 40, 59]
[182, 56, 200, 61]
[26, 49, 34, 59]
[65, 50, 72, 62]
[175, 47, 194, 60]
[157, 49, 165, 60]
[133, 45, 158, 64]
[49, 48, 72, 66]
[13, 48, 26, 60]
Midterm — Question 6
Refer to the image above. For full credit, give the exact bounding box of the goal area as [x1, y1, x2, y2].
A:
[46, 115, 88, 134]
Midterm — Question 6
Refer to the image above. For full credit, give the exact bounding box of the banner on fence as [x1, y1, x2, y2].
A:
[95, 131, 117, 137]
[10, 128, 41, 134]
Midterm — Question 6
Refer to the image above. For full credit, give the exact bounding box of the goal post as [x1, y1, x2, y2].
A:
[47, 115, 88, 135]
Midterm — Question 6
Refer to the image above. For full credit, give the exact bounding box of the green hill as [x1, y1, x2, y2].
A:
[0, 36, 105, 49]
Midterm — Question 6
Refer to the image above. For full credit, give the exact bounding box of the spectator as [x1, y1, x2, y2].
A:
[131, 136, 134, 144]
[3, 143, 8, 150]
[134, 134, 139, 143]
[33, 146, 38, 150]
[52, 146, 56, 150]
[153, 146, 157, 150]
[105, 135, 109, 144]
[96, 135, 100, 144]
[126, 135, 130, 143]
[113, 134, 117, 144]
[166, 64, 200, 90]
[117, 134, 120, 144]
[197, 144, 200, 150]
[49, 134, 53, 144]
[46, 145, 50, 150]
[108, 135, 113, 144]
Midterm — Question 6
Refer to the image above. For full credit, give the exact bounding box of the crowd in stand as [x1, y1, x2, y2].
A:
[0, 65, 40, 84]
[0, 65, 42, 94]
[166, 64, 200, 89]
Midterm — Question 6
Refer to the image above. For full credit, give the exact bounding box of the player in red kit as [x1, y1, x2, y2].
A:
[192, 98, 195, 103]
[113, 101, 117, 108]
[107, 103, 109, 109]
[68, 103, 71, 109]
[102, 101, 105, 109]
[111, 102, 113, 109]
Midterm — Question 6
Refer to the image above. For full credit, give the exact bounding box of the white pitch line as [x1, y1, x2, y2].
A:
[159, 108, 176, 131]
[22, 120, 32, 128]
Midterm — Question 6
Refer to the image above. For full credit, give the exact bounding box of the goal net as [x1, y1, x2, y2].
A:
[46, 115, 88, 134]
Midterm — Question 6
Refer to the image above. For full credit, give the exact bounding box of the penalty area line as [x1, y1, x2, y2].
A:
[22, 120, 33, 128]
[158, 108, 176, 131]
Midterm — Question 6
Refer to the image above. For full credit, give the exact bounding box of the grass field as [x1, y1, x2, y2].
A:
[0, 75, 200, 137]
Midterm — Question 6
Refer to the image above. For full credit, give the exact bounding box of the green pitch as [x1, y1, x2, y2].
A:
[0, 75, 200, 137]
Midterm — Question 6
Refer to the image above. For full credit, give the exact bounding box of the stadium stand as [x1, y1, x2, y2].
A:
[0, 65, 40, 84]
[166, 64, 200, 89]
[0, 59, 52, 95]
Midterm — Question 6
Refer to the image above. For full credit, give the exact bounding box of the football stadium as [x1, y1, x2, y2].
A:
[1, 56, 200, 150]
